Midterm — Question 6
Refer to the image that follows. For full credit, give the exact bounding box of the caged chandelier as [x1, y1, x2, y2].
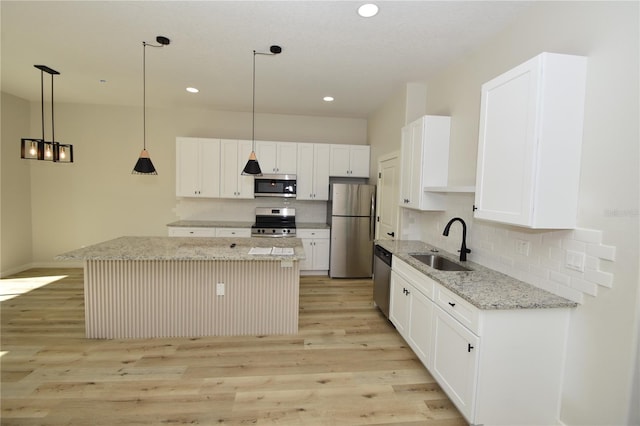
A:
[21, 65, 73, 163]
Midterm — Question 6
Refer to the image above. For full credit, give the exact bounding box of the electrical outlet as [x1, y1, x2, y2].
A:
[216, 282, 225, 296]
[565, 250, 585, 272]
[515, 239, 531, 256]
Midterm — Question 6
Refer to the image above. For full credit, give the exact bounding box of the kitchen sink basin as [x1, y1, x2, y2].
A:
[410, 254, 471, 272]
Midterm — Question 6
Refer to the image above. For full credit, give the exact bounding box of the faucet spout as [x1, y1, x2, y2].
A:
[443, 217, 471, 261]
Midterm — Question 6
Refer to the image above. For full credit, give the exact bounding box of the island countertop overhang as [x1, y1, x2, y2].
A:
[55, 236, 306, 262]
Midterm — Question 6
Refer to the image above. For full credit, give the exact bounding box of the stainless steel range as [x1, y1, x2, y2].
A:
[251, 207, 296, 237]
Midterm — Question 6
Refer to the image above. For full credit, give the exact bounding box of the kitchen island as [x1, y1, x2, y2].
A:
[56, 236, 305, 339]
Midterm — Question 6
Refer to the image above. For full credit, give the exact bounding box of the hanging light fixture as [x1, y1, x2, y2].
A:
[132, 35, 170, 175]
[242, 45, 282, 176]
[21, 65, 73, 163]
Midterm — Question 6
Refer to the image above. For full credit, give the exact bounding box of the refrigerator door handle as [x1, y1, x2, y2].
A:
[370, 192, 375, 240]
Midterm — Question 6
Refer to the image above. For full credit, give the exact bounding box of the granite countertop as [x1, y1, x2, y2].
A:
[166, 220, 254, 228]
[376, 239, 577, 311]
[297, 222, 330, 229]
[56, 236, 305, 261]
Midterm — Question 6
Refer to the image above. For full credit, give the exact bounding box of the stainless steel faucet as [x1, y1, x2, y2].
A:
[443, 217, 471, 261]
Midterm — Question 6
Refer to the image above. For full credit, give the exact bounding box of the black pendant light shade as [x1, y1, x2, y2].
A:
[132, 36, 169, 175]
[132, 149, 157, 175]
[20, 65, 73, 163]
[242, 151, 262, 175]
[241, 45, 282, 176]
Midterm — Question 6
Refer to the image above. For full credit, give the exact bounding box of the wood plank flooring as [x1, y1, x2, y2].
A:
[1, 268, 467, 425]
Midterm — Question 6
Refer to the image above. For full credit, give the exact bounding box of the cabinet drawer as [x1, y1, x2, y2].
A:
[215, 228, 251, 238]
[168, 227, 216, 237]
[296, 229, 330, 239]
[392, 258, 435, 300]
[434, 285, 480, 334]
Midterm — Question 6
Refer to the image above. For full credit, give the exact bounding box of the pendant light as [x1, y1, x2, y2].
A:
[132, 36, 170, 175]
[242, 45, 282, 176]
[21, 65, 73, 163]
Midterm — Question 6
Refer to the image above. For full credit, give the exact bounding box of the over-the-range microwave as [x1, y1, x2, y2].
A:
[254, 174, 296, 198]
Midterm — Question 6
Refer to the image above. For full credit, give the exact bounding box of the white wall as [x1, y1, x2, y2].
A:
[368, 2, 639, 425]
[0, 100, 366, 271]
[1, 93, 33, 275]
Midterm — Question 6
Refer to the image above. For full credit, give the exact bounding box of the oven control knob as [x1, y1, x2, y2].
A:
[272, 229, 276, 233]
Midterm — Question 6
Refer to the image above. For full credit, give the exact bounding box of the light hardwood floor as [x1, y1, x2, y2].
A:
[1, 268, 467, 425]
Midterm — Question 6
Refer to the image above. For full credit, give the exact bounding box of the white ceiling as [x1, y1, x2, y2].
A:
[1, 1, 532, 119]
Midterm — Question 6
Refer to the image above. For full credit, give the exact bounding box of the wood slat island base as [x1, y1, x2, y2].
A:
[57, 236, 305, 339]
[84, 259, 299, 339]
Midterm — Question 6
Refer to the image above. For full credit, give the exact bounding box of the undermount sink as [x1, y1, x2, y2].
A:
[410, 253, 471, 272]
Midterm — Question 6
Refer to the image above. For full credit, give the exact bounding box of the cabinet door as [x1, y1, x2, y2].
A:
[431, 304, 480, 422]
[348, 145, 370, 177]
[276, 142, 298, 174]
[312, 238, 330, 270]
[236, 140, 255, 198]
[296, 144, 314, 200]
[255, 141, 278, 173]
[220, 139, 254, 199]
[407, 289, 434, 369]
[313, 144, 331, 200]
[399, 126, 413, 206]
[176, 138, 201, 197]
[299, 238, 314, 270]
[389, 271, 410, 335]
[329, 145, 351, 177]
[199, 139, 221, 197]
[474, 60, 538, 226]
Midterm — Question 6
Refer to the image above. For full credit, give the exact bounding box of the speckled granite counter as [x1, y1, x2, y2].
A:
[375, 239, 576, 310]
[166, 220, 254, 228]
[56, 236, 305, 261]
[58, 236, 303, 339]
[297, 222, 330, 229]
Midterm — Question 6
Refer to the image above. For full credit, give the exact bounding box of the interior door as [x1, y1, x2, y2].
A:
[377, 151, 400, 240]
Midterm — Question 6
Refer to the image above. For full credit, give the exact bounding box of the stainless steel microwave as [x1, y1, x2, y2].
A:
[254, 174, 297, 198]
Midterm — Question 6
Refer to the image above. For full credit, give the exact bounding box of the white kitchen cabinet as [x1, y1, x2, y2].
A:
[329, 144, 370, 177]
[399, 115, 450, 210]
[390, 259, 435, 368]
[297, 229, 330, 273]
[255, 141, 298, 174]
[219, 139, 255, 199]
[167, 227, 217, 237]
[215, 228, 251, 238]
[431, 304, 480, 421]
[296, 143, 330, 200]
[474, 52, 587, 228]
[176, 137, 220, 198]
[390, 257, 570, 425]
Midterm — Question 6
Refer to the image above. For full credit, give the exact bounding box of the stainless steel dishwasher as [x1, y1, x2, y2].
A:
[373, 244, 392, 319]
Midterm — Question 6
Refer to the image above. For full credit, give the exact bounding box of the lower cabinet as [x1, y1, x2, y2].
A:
[167, 227, 250, 238]
[390, 257, 569, 426]
[297, 229, 330, 274]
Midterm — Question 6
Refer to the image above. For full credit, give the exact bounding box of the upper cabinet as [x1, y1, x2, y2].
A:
[219, 139, 255, 199]
[255, 141, 298, 175]
[399, 115, 451, 210]
[176, 137, 220, 198]
[329, 144, 370, 177]
[474, 52, 587, 228]
[297, 143, 330, 201]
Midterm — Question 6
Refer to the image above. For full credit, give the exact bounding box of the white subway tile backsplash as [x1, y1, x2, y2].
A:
[413, 204, 616, 304]
[584, 269, 614, 288]
[572, 228, 603, 243]
[586, 243, 616, 261]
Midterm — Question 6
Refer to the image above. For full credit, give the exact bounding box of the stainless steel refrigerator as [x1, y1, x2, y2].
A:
[327, 183, 376, 278]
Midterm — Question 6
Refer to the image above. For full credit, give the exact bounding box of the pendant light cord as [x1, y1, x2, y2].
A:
[143, 41, 147, 151]
[40, 70, 45, 142]
[51, 70, 55, 144]
[252, 50, 256, 150]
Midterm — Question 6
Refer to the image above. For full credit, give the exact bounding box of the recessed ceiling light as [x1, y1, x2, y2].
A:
[358, 3, 379, 18]
[323, 96, 334, 102]
[186, 87, 199, 93]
